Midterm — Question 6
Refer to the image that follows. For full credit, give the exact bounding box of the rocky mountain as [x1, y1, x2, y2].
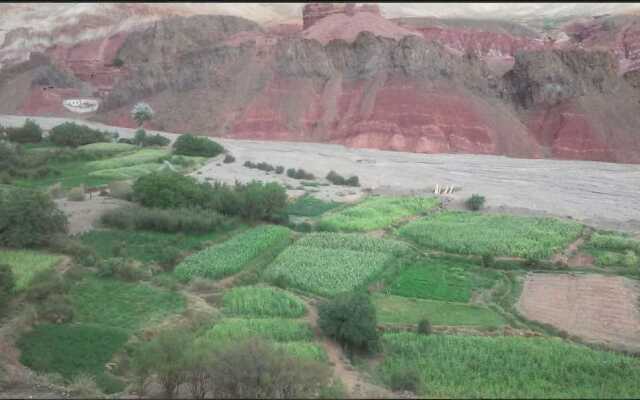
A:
[1, 2, 640, 163]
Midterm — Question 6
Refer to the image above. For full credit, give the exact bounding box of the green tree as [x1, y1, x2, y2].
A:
[0, 186, 68, 247]
[131, 102, 154, 128]
[172, 134, 224, 157]
[318, 292, 379, 353]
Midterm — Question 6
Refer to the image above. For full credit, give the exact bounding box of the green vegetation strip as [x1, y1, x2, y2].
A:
[286, 195, 340, 217]
[17, 323, 128, 394]
[583, 231, 640, 267]
[379, 333, 640, 398]
[373, 294, 506, 327]
[70, 278, 185, 332]
[0, 249, 62, 290]
[79, 229, 228, 264]
[87, 148, 169, 170]
[174, 225, 292, 282]
[398, 211, 583, 259]
[318, 196, 440, 232]
[222, 286, 307, 318]
[201, 318, 314, 343]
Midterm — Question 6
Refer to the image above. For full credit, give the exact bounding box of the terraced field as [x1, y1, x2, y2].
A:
[398, 211, 583, 259]
[0, 249, 63, 290]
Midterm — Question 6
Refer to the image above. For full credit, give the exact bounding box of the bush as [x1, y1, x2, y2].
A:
[5, 119, 43, 143]
[36, 293, 74, 324]
[25, 269, 69, 302]
[417, 319, 432, 335]
[386, 364, 422, 392]
[112, 57, 124, 67]
[623, 250, 639, 268]
[256, 162, 275, 172]
[0, 264, 15, 316]
[234, 181, 288, 222]
[133, 171, 208, 209]
[326, 170, 360, 187]
[243, 161, 256, 168]
[466, 194, 486, 211]
[67, 186, 86, 201]
[345, 175, 360, 187]
[275, 165, 284, 174]
[0, 186, 68, 248]
[96, 258, 149, 282]
[48, 235, 96, 266]
[101, 206, 227, 234]
[133, 129, 170, 147]
[173, 134, 224, 157]
[49, 122, 111, 147]
[223, 154, 235, 163]
[68, 373, 104, 398]
[318, 292, 379, 353]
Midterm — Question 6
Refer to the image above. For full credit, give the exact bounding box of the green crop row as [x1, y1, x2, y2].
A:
[222, 286, 307, 318]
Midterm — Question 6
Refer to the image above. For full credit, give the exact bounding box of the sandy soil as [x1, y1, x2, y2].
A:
[55, 196, 131, 235]
[517, 272, 640, 352]
[3, 114, 639, 233]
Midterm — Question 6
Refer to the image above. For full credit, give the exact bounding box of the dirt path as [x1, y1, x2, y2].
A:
[303, 299, 410, 399]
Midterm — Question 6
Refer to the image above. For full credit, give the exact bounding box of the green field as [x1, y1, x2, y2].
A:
[86, 148, 169, 170]
[583, 232, 640, 268]
[0, 249, 63, 290]
[70, 278, 185, 332]
[286, 195, 341, 217]
[174, 225, 292, 282]
[295, 232, 410, 254]
[264, 233, 402, 297]
[373, 294, 506, 327]
[387, 257, 501, 303]
[222, 286, 307, 318]
[17, 323, 128, 393]
[398, 212, 583, 259]
[79, 229, 231, 264]
[273, 341, 328, 362]
[87, 162, 164, 180]
[77, 142, 136, 155]
[318, 196, 440, 232]
[201, 318, 314, 343]
[378, 333, 640, 398]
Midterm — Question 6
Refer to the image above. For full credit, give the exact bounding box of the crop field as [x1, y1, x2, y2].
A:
[88, 162, 164, 180]
[201, 318, 314, 343]
[263, 233, 402, 296]
[17, 323, 128, 393]
[582, 232, 640, 267]
[317, 196, 440, 232]
[387, 257, 501, 303]
[373, 294, 506, 327]
[378, 333, 640, 398]
[79, 229, 229, 264]
[174, 225, 291, 282]
[0, 249, 63, 290]
[398, 211, 583, 259]
[86, 148, 170, 170]
[222, 286, 307, 318]
[273, 342, 328, 362]
[295, 232, 410, 254]
[286, 195, 341, 217]
[70, 278, 185, 332]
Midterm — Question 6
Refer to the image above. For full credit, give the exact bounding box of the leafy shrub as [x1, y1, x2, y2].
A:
[96, 258, 149, 282]
[5, 119, 43, 143]
[243, 161, 256, 168]
[417, 319, 432, 335]
[48, 235, 96, 266]
[173, 134, 224, 157]
[112, 57, 124, 67]
[0, 186, 68, 247]
[623, 250, 639, 268]
[275, 166, 284, 174]
[67, 186, 86, 201]
[0, 264, 15, 316]
[133, 171, 208, 208]
[49, 122, 111, 147]
[223, 154, 235, 163]
[287, 168, 315, 180]
[466, 194, 486, 211]
[133, 129, 170, 147]
[318, 292, 379, 353]
[25, 269, 69, 303]
[326, 170, 360, 187]
[481, 253, 496, 268]
[101, 205, 228, 234]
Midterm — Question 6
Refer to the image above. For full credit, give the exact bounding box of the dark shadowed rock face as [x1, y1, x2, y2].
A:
[3, 8, 640, 163]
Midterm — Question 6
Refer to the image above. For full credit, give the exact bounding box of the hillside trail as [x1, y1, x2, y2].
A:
[303, 299, 413, 399]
